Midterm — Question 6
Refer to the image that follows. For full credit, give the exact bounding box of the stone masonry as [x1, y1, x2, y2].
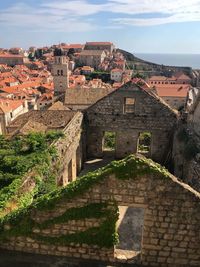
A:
[1, 156, 200, 267]
[85, 81, 178, 164]
[53, 111, 84, 185]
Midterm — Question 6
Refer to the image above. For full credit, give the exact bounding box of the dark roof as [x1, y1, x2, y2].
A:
[7, 110, 77, 133]
[65, 87, 116, 108]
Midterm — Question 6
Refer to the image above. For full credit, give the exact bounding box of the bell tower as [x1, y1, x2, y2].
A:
[52, 48, 69, 95]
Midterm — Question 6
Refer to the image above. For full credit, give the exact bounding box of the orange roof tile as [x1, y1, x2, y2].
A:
[62, 44, 84, 49]
[0, 82, 41, 94]
[149, 76, 167, 81]
[154, 84, 190, 97]
[0, 54, 24, 58]
[38, 93, 53, 102]
[0, 98, 25, 113]
[86, 42, 113, 45]
[111, 68, 123, 73]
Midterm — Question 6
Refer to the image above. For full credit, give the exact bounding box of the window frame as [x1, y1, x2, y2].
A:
[124, 97, 135, 114]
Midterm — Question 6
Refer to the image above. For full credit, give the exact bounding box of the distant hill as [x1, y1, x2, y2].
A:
[117, 48, 192, 76]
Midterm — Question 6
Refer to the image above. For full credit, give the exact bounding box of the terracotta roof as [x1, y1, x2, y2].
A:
[111, 68, 123, 73]
[40, 83, 54, 91]
[9, 47, 22, 51]
[82, 66, 94, 71]
[174, 72, 191, 79]
[148, 76, 167, 81]
[0, 98, 25, 113]
[61, 44, 84, 49]
[0, 54, 24, 58]
[85, 42, 113, 45]
[113, 82, 123, 88]
[0, 82, 41, 94]
[154, 84, 190, 97]
[176, 74, 191, 80]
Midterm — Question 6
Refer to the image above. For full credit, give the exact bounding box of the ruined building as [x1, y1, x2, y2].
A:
[1, 155, 200, 267]
[0, 80, 200, 267]
[85, 81, 177, 164]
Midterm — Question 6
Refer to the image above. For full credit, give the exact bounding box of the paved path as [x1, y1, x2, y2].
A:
[79, 154, 115, 177]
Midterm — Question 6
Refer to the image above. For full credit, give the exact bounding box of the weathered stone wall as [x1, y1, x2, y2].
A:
[173, 124, 200, 191]
[85, 82, 177, 164]
[1, 157, 200, 267]
[65, 87, 116, 111]
[53, 111, 84, 185]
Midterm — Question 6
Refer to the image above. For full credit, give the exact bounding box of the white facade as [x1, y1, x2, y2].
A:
[0, 100, 28, 134]
[111, 69, 123, 82]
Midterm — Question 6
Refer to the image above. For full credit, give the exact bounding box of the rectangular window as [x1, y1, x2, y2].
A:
[137, 132, 152, 155]
[124, 98, 135, 113]
[102, 131, 116, 154]
[115, 206, 144, 260]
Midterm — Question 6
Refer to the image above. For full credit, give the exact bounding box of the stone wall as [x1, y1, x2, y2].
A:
[173, 124, 200, 191]
[65, 87, 116, 111]
[85, 82, 177, 164]
[1, 156, 200, 267]
[53, 111, 84, 185]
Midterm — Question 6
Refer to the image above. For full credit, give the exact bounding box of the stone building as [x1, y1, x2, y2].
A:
[1, 155, 200, 267]
[78, 50, 106, 69]
[0, 54, 29, 66]
[0, 98, 28, 134]
[52, 48, 70, 95]
[85, 81, 178, 164]
[61, 44, 84, 53]
[3, 79, 200, 267]
[84, 41, 115, 53]
[147, 74, 192, 85]
[111, 68, 123, 82]
[153, 84, 190, 110]
[6, 109, 84, 186]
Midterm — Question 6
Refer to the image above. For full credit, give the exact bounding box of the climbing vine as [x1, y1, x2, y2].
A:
[0, 202, 119, 248]
[0, 154, 171, 248]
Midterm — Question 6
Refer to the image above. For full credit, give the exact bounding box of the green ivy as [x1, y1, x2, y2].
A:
[0, 131, 63, 217]
[0, 154, 171, 248]
[0, 202, 119, 248]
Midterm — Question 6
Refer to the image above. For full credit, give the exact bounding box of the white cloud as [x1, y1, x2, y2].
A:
[0, 2, 96, 32]
[1, 0, 200, 30]
[108, 0, 200, 15]
[41, 0, 107, 16]
[109, 0, 200, 26]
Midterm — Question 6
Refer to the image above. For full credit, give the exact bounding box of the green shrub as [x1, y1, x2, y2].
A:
[0, 131, 63, 217]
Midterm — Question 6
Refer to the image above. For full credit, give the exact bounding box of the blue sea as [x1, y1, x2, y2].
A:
[135, 53, 200, 69]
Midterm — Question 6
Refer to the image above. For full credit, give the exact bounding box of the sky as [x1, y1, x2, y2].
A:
[1, 0, 200, 54]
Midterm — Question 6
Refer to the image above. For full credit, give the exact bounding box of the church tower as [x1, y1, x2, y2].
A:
[52, 48, 69, 95]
